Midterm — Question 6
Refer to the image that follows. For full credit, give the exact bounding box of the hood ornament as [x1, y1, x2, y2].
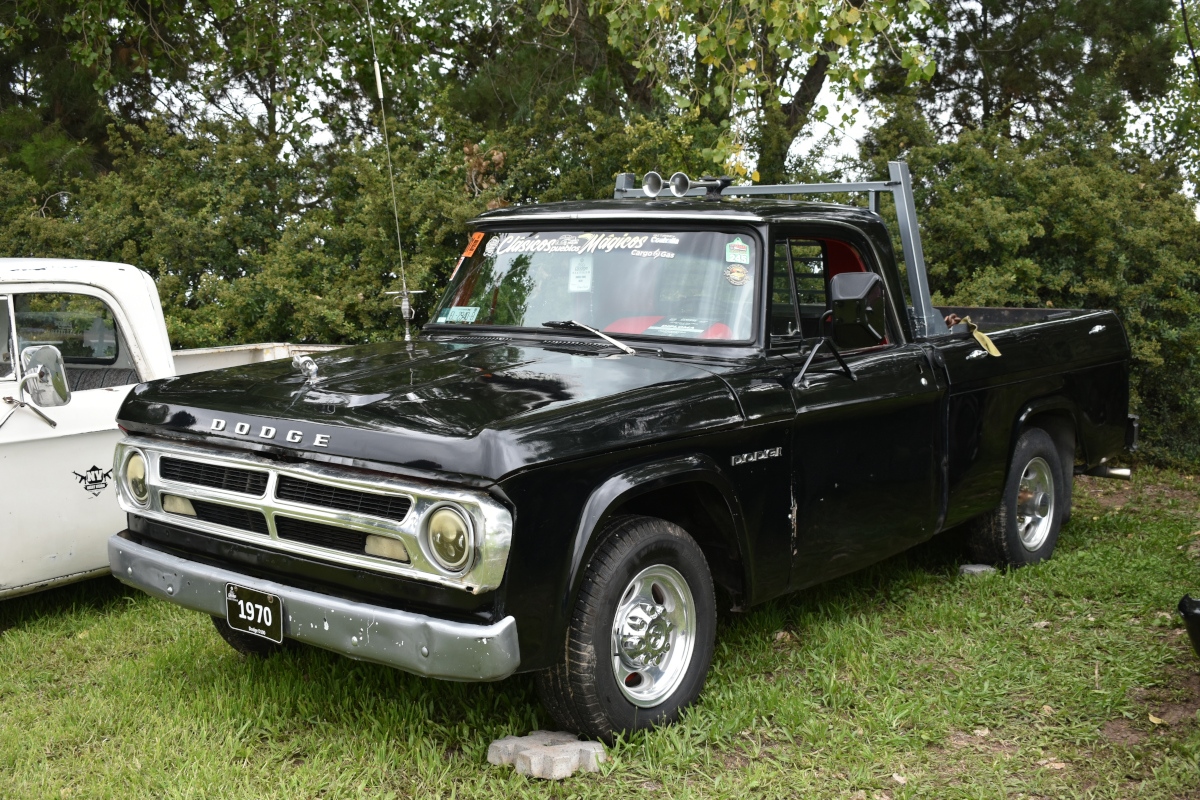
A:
[292, 353, 320, 383]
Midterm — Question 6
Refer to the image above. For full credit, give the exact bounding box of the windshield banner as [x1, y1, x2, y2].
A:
[485, 232, 667, 257]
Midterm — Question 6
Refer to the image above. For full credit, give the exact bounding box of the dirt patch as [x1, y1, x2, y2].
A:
[1075, 474, 1200, 515]
[1078, 475, 1136, 510]
[1106, 665, 1200, 747]
[1150, 669, 1200, 726]
[943, 729, 1017, 757]
[1100, 719, 1147, 747]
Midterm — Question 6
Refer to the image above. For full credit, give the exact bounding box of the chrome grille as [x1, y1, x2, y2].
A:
[190, 500, 269, 535]
[115, 438, 513, 593]
[275, 516, 370, 556]
[276, 475, 411, 522]
[160, 457, 267, 496]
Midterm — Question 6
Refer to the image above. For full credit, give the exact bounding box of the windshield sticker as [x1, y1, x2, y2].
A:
[645, 318, 706, 334]
[650, 234, 679, 245]
[724, 264, 749, 286]
[462, 231, 485, 258]
[484, 236, 500, 256]
[568, 257, 593, 292]
[726, 237, 750, 264]
[445, 306, 480, 323]
[488, 232, 661, 256]
[631, 248, 676, 259]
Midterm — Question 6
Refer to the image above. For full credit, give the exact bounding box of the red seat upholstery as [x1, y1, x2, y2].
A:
[821, 238, 866, 278]
[604, 316, 664, 334]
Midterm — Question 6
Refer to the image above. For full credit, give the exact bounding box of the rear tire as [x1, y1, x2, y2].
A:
[211, 615, 295, 658]
[536, 516, 717, 742]
[966, 427, 1064, 567]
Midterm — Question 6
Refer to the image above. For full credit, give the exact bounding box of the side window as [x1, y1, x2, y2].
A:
[770, 242, 799, 336]
[776, 235, 890, 347]
[0, 297, 13, 381]
[13, 293, 139, 390]
[789, 240, 827, 338]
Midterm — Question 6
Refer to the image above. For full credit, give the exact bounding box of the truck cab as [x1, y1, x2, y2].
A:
[0, 261, 174, 597]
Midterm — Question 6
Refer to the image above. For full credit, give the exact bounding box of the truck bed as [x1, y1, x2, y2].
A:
[936, 305, 1097, 333]
[930, 307, 1130, 530]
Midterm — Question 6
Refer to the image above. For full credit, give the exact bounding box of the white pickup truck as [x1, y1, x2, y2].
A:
[0, 259, 338, 598]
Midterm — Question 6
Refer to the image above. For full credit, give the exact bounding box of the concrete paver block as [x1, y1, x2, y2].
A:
[959, 563, 998, 575]
[487, 730, 607, 780]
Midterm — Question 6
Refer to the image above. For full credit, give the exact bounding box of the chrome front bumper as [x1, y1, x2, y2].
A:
[109, 534, 520, 681]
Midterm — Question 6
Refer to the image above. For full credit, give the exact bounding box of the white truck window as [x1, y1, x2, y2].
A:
[0, 296, 13, 381]
[13, 293, 139, 390]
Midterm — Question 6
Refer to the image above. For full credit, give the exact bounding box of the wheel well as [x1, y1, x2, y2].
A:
[1022, 410, 1077, 473]
[610, 482, 746, 610]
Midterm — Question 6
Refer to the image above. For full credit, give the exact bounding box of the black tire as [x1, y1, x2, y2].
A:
[210, 615, 295, 658]
[536, 516, 717, 742]
[966, 427, 1065, 567]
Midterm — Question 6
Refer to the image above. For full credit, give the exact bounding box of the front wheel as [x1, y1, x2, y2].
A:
[536, 516, 717, 741]
[966, 427, 1065, 567]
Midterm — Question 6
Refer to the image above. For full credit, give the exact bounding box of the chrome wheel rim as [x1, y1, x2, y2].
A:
[610, 564, 696, 708]
[1016, 456, 1055, 551]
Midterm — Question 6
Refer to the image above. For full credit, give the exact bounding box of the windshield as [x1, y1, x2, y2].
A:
[431, 230, 758, 341]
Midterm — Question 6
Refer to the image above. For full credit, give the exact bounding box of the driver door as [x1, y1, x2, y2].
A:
[0, 290, 140, 596]
[771, 234, 944, 590]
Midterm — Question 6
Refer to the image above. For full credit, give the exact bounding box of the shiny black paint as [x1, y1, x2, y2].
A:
[117, 200, 1134, 674]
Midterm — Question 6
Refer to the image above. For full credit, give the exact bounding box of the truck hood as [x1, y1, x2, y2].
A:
[118, 339, 746, 482]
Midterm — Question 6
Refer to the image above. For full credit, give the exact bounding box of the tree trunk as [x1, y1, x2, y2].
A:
[754, 51, 831, 184]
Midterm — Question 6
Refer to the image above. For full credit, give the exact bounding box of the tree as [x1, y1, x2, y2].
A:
[866, 0, 1176, 137]
[863, 107, 1200, 460]
[544, 0, 935, 182]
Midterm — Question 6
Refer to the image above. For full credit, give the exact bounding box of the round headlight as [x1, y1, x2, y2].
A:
[125, 451, 149, 505]
[426, 506, 472, 572]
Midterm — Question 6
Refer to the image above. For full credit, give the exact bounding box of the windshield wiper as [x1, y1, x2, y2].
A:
[542, 320, 636, 355]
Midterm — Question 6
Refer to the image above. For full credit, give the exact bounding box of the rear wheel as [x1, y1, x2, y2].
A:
[210, 615, 295, 658]
[536, 516, 717, 741]
[967, 427, 1064, 567]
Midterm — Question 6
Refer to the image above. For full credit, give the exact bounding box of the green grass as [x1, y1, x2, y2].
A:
[3, 471, 1200, 798]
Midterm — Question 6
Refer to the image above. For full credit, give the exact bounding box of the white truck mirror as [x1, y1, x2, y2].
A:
[20, 345, 71, 407]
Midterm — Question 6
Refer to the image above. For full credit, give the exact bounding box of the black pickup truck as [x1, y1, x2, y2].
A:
[108, 163, 1135, 740]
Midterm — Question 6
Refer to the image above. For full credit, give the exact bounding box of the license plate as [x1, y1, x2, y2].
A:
[225, 583, 283, 643]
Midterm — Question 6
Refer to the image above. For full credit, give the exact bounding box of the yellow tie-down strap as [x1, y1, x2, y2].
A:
[960, 316, 1001, 357]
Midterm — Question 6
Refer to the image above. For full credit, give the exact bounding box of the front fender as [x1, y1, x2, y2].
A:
[563, 454, 750, 608]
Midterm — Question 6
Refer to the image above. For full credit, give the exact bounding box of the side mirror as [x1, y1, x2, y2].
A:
[830, 272, 887, 349]
[20, 345, 71, 407]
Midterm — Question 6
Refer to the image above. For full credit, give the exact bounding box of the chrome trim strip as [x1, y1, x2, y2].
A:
[113, 437, 512, 594]
[109, 535, 520, 681]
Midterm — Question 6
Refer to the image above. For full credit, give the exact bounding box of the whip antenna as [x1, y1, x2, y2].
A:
[365, 0, 422, 341]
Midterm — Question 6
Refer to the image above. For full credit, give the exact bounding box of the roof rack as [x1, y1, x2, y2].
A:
[612, 161, 947, 339]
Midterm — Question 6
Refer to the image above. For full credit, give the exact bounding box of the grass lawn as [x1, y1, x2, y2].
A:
[2, 471, 1199, 798]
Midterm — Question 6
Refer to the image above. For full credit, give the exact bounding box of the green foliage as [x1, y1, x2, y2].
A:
[865, 107, 1200, 461]
[0, 104, 723, 349]
[867, 0, 1176, 135]
[571, 0, 936, 179]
